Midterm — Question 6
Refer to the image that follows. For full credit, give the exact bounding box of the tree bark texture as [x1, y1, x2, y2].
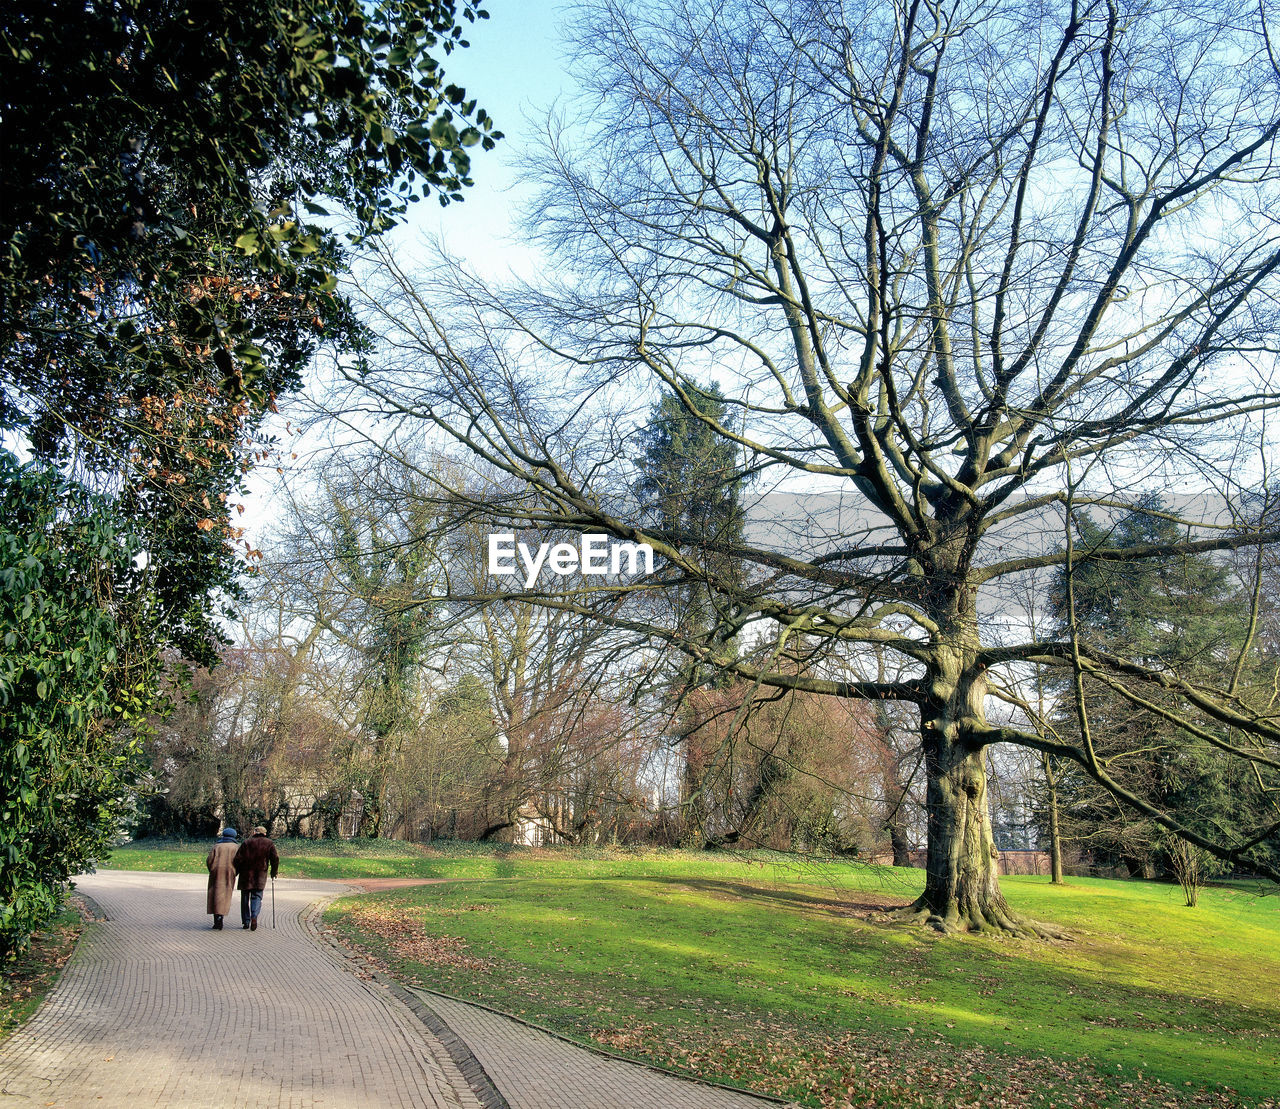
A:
[1047, 768, 1064, 885]
[896, 632, 1063, 936]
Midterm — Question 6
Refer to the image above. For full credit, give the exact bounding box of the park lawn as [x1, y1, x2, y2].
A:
[322, 860, 1280, 1109]
[104, 836, 450, 879]
[104, 837, 839, 883]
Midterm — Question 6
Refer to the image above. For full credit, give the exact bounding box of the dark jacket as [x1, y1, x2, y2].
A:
[233, 834, 279, 891]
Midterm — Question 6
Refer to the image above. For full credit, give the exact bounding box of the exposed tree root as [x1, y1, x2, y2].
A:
[885, 896, 1070, 940]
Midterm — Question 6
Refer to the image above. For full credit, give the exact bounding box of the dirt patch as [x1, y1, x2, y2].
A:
[338, 902, 494, 971]
[344, 877, 449, 892]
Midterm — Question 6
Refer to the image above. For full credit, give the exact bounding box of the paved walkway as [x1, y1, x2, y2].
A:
[0, 871, 480, 1109]
[0, 871, 785, 1109]
[409, 991, 779, 1109]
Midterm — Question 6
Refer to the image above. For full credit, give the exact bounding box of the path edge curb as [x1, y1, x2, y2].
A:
[0, 891, 104, 1049]
[405, 983, 793, 1107]
[385, 980, 512, 1109]
[302, 891, 510, 1109]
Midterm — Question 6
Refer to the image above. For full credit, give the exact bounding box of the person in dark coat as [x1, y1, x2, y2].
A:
[232, 825, 279, 931]
[205, 827, 238, 930]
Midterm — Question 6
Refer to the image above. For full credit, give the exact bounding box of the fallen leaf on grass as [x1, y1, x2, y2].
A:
[339, 903, 493, 971]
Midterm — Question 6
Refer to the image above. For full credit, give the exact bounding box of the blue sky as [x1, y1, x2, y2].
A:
[397, 1, 578, 275]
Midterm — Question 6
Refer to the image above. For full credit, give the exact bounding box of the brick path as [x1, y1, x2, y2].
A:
[409, 990, 782, 1109]
[0, 870, 480, 1109]
[0, 870, 786, 1109]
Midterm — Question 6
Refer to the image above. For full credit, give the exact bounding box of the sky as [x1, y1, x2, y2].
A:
[247, 2, 578, 545]
[393, 0, 578, 277]
[251, 0, 1277, 549]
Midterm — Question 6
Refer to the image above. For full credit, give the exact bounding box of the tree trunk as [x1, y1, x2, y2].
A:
[882, 751, 914, 866]
[904, 734, 1026, 932]
[679, 732, 709, 847]
[358, 775, 385, 838]
[873, 657, 915, 867]
[888, 816, 913, 868]
[1046, 761, 1064, 884]
[895, 638, 1065, 937]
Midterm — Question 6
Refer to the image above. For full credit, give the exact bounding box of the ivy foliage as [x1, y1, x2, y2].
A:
[0, 452, 163, 961]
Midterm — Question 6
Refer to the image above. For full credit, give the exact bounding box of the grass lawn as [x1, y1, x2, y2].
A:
[109, 840, 1280, 1107]
[105, 836, 824, 882]
[104, 835, 454, 880]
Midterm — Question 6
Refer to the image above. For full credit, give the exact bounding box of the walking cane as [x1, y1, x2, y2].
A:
[271, 874, 276, 929]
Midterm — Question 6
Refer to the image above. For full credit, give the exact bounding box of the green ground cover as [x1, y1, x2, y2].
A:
[108, 840, 1280, 1107]
[106, 837, 837, 883]
[105, 836, 448, 879]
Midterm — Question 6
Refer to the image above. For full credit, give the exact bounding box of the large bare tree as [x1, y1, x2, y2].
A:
[337, 0, 1280, 932]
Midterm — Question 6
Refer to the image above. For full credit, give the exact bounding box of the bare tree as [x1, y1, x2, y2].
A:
[335, 0, 1280, 932]
[678, 675, 900, 853]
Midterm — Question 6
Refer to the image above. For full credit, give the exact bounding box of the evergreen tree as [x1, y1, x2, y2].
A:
[635, 381, 748, 842]
[1050, 497, 1280, 878]
[635, 380, 747, 657]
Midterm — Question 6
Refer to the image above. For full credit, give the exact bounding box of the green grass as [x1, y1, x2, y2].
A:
[318, 849, 1280, 1109]
[108, 839, 1280, 1106]
[107, 837, 851, 883]
[106, 836, 450, 879]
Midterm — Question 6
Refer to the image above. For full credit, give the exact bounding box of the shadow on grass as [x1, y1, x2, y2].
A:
[648, 875, 911, 919]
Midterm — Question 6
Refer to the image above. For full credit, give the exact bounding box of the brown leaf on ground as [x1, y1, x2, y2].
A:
[339, 902, 493, 971]
[589, 1020, 1275, 1109]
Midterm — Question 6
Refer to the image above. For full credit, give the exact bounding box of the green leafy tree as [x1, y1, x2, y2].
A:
[0, 0, 499, 660]
[0, 452, 163, 959]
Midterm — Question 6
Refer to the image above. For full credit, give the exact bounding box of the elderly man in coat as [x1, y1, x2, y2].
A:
[205, 827, 238, 930]
[233, 825, 279, 931]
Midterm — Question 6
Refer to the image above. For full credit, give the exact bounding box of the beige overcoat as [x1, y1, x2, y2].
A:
[206, 841, 238, 915]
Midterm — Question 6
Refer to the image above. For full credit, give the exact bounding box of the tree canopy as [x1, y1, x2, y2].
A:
[0, 0, 496, 955]
[339, 0, 1280, 933]
[0, 0, 499, 658]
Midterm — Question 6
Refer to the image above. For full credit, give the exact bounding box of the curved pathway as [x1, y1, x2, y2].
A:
[0, 870, 784, 1109]
[0, 871, 481, 1109]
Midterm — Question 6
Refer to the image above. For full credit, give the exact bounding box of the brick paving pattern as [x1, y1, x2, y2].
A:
[1, 869, 789, 1109]
[0, 870, 481, 1109]
[412, 990, 783, 1109]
